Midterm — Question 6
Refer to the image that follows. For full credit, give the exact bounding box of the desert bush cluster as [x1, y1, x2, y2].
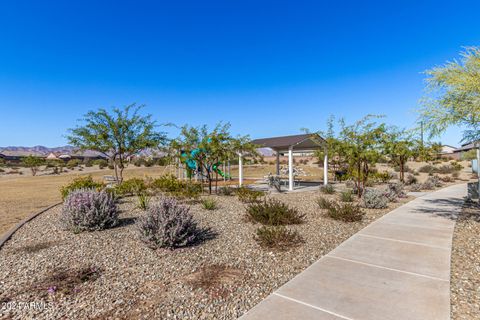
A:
[60, 176, 105, 200]
[317, 196, 365, 222]
[136, 198, 204, 250]
[236, 187, 264, 203]
[246, 199, 304, 226]
[254, 226, 303, 251]
[60, 189, 119, 232]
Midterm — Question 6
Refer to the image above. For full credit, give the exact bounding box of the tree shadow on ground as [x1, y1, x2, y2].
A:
[413, 197, 466, 221]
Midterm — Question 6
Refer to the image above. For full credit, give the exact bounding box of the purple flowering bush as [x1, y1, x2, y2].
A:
[362, 188, 388, 209]
[137, 197, 200, 249]
[60, 189, 119, 232]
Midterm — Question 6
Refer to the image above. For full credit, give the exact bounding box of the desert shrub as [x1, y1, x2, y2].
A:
[60, 176, 104, 199]
[246, 199, 304, 225]
[439, 175, 455, 183]
[374, 171, 391, 183]
[108, 164, 115, 170]
[201, 198, 217, 210]
[318, 197, 364, 222]
[0, 168, 4, 173]
[66, 159, 81, 169]
[136, 198, 201, 249]
[450, 161, 463, 171]
[363, 188, 388, 209]
[137, 193, 150, 210]
[327, 202, 365, 222]
[320, 184, 335, 194]
[413, 170, 420, 176]
[452, 171, 460, 179]
[418, 164, 434, 174]
[405, 174, 417, 185]
[115, 178, 147, 196]
[237, 187, 264, 203]
[218, 186, 234, 196]
[93, 159, 108, 169]
[340, 190, 354, 202]
[255, 226, 304, 251]
[393, 164, 412, 173]
[409, 183, 423, 192]
[84, 159, 93, 167]
[385, 182, 406, 201]
[316, 196, 332, 209]
[151, 174, 184, 193]
[60, 189, 118, 232]
[423, 175, 442, 190]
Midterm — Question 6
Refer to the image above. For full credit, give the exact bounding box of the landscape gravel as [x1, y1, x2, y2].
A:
[0, 190, 411, 320]
[450, 201, 480, 320]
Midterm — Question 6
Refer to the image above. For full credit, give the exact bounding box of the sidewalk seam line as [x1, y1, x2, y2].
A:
[373, 221, 454, 231]
[356, 233, 450, 250]
[273, 292, 354, 320]
[326, 255, 449, 282]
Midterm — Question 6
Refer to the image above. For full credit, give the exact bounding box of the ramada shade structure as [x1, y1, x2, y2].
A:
[238, 133, 328, 191]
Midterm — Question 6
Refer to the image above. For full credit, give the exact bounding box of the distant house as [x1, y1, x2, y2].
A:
[454, 141, 478, 154]
[46, 152, 59, 160]
[440, 145, 457, 154]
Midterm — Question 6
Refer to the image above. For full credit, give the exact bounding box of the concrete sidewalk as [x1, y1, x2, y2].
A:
[240, 183, 466, 320]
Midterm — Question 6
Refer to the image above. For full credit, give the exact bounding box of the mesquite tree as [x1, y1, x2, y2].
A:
[383, 127, 418, 182]
[337, 116, 386, 197]
[418, 47, 480, 143]
[22, 155, 44, 176]
[67, 104, 166, 183]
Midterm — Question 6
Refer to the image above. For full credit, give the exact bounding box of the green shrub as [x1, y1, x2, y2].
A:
[418, 164, 434, 174]
[201, 198, 217, 210]
[151, 174, 185, 193]
[340, 190, 354, 202]
[316, 196, 332, 209]
[60, 176, 105, 199]
[246, 199, 304, 225]
[325, 201, 365, 222]
[93, 159, 108, 169]
[137, 193, 150, 210]
[218, 186, 234, 196]
[363, 188, 388, 209]
[115, 178, 147, 196]
[374, 171, 391, 183]
[254, 226, 304, 251]
[66, 159, 81, 169]
[237, 187, 264, 203]
[320, 184, 335, 194]
[84, 159, 93, 167]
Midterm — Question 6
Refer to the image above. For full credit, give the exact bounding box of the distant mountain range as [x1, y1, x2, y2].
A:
[0, 145, 76, 156]
[0, 145, 276, 157]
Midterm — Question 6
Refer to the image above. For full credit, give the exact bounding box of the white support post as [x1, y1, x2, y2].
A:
[477, 144, 480, 196]
[288, 147, 294, 191]
[238, 153, 243, 187]
[276, 151, 280, 175]
[324, 149, 328, 186]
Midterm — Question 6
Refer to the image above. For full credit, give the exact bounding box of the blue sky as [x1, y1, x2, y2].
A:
[0, 0, 479, 147]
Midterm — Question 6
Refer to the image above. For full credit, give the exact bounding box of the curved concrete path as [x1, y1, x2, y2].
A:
[240, 183, 466, 320]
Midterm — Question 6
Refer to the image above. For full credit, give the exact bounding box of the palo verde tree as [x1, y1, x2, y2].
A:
[22, 155, 44, 176]
[67, 104, 166, 183]
[418, 47, 480, 142]
[383, 127, 418, 182]
[337, 115, 386, 197]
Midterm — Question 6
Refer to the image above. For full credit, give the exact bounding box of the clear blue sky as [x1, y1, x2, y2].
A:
[1, 0, 479, 147]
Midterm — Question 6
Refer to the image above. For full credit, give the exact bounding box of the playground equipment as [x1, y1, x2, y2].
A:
[180, 148, 230, 180]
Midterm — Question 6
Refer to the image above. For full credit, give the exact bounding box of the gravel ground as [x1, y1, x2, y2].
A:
[451, 201, 480, 320]
[0, 190, 411, 320]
